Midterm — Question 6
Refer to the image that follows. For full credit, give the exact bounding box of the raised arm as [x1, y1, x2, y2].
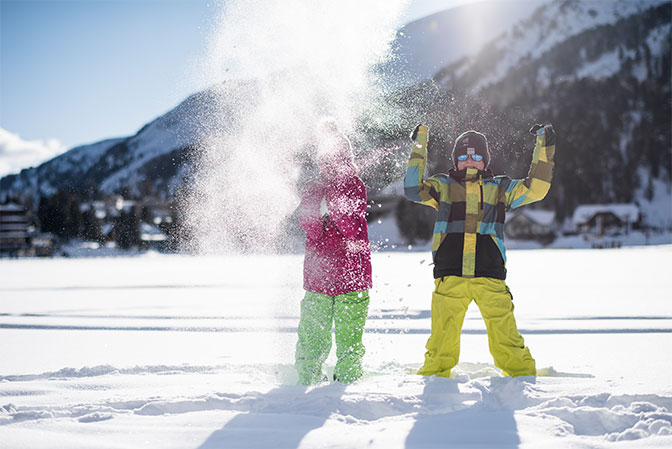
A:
[299, 181, 325, 240]
[403, 125, 443, 211]
[505, 124, 556, 210]
[326, 177, 367, 239]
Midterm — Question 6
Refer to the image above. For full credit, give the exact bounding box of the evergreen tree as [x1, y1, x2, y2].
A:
[36, 191, 83, 239]
[115, 208, 141, 249]
[81, 209, 102, 241]
[140, 205, 153, 225]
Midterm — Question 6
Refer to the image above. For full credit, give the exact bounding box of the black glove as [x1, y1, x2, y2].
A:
[410, 124, 426, 142]
[543, 124, 556, 147]
[529, 124, 556, 147]
[528, 124, 544, 135]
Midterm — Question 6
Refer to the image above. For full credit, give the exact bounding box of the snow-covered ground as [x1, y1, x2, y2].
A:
[1, 247, 671, 448]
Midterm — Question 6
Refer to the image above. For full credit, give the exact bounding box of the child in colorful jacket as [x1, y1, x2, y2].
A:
[404, 123, 555, 377]
[295, 121, 372, 385]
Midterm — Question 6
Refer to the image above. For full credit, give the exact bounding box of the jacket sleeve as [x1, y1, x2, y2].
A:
[505, 124, 556, 210]
[403, 125, 443, 211]
[326, 177, 367, 239]
[299, 182, 325, 240]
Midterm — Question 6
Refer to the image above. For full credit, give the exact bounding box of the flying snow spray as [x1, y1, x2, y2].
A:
[184, 0, 410, 254]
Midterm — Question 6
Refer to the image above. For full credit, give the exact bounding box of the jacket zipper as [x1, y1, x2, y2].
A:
[479, 178, 484, 210]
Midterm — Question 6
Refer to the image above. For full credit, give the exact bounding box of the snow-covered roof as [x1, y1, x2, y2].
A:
[524, 209, 556, 226]
[573, 204, 639, 225]
[506, 209, 556, 226]
[140, 223, 167, 242]
[0, 222, 28, 231]
[526, 209, 556, 226]
[0, 203, 26, 212]
[81, 201, 108, 213]
[0, 231, 28, 238]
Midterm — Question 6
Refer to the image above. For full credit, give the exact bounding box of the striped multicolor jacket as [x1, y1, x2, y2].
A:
[404, 125, 556, 279]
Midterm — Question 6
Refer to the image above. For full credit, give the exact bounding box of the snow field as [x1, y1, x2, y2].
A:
[1, 247, 671, 448]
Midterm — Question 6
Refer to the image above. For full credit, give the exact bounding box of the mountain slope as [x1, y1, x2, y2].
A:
[435, 0, 670, 91]
[380, 0, 538, 86]
[0, 80, 257, 200]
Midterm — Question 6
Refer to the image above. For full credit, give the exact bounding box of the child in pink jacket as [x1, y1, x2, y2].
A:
[295, 121, 372, 385]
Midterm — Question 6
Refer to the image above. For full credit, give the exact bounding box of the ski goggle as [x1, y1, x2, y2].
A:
[456, 154, 484, 162]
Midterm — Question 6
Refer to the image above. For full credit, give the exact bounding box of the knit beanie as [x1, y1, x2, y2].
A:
[451, 130, 490, 168]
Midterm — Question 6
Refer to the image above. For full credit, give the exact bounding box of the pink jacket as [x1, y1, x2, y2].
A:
[299, 175, 372, 296]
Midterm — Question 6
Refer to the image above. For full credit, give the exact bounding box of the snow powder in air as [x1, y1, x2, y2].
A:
[184, 0, 410, 254]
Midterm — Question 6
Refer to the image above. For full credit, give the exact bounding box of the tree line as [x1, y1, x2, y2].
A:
[33, 191, 184, 250]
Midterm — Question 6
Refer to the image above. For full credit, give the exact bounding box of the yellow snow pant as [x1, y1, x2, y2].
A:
[417, 276, 536, 378]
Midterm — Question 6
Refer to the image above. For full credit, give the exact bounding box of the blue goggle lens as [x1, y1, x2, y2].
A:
[457, 154, 483, 162]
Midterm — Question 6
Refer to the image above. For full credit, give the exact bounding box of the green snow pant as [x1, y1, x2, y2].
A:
[295, 290, 370, 385]
[417, 276, 536, 378]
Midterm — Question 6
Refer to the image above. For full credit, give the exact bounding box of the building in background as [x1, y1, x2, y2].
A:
[573, 204, 640, 238]
[505, 209, 556, 244]
[30, 232, 56, 257]
[0, 203, 30, 256]
[139, 223, 168, 251]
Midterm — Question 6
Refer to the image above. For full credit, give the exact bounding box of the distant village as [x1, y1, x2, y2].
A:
[1, 186, 667, 258]
[501, 203, 645, 248]
[0, 194, 181, 257]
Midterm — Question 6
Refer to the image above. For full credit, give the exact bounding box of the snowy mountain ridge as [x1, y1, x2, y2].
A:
[436, 0, 670, 91]
[13, 137, 125, 197]
[1, 81, 254, 199]
[384, 0, 542, 85]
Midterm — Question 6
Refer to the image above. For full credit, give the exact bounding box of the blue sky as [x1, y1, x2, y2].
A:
[0, 0, 483, 175]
